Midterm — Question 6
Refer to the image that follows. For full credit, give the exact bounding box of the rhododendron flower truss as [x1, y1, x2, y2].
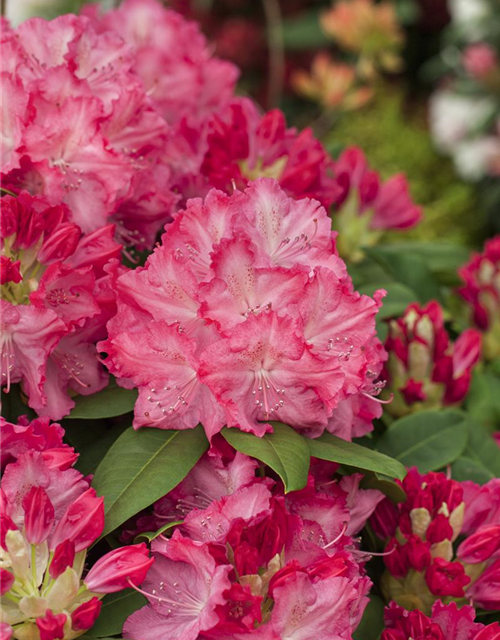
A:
[382, 601, 500, 640]
[1, 193, 123, 419]
[331, 147, 422, 260]
[1, 11, 176, 248]
[0, 451, 153, 640]
[123, 461, 379, 640]
[382, 300, 481, 417]
[100, 178, 386, 440]
[459, 235, 500, 360]
[372, 467, 500, 612]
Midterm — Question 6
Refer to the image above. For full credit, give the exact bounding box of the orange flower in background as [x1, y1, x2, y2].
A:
[291, 53, 373, 110]
[321, 0, 404, 75]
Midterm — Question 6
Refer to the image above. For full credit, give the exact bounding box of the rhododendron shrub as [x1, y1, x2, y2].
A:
[1, 193, 123, 419]
[0, 450, 153, 640]
[383, 301, 481, 417]
[99, 178, 387, 440]
[123, 457, 380, 640]
[459, 236, 500, 360]
[372, 468, 500, 612]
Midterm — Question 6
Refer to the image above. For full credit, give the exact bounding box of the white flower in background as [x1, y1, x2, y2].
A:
[429, 89, 495, 152]
[448, 0, 490, 40]
[453, 136, 500, 180]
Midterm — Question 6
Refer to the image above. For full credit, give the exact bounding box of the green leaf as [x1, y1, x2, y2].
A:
[465, 371, 500, 430]
[134, 521, 183, 544]
[372, 242, 470, 278]
[308, 432, 406, 480]
[360, 471, 407, 503]
[364, 247, 442, 304]
[222, 422, 310, 493]
[452, 456, 494, 485]
[353, 594, 385, 640]
[90, 590, 145, 638]
[376, 410, 468, 473]
[68, 382, 138, 419]
[92, 425, 209, 536]
[358, 281, 416, 320]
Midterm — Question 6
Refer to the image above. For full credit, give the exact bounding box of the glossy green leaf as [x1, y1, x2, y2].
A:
[376, 410, 468, 473]
[452, 420, 500, 483]
[308, 432, 406, 480]
[89, 590, 145, 638]
[222, 422, 310, 492]
[68, 383, 138, 419]
[353, 594, 385, 640]
[93, 425, 208, 536]
[359, 471, 407, 503]
[358, 281, 417, 320]
[134, 520, 183, 544]
[452, 456, 494, 485]
[465, 371, 500, 430]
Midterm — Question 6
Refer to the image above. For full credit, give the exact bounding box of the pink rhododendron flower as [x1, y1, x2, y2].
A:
[382, 601, 500, 640]
[459, 236, 500, 360]
[123, 461, 377, 640]
[1, 193, 123, 419]
[0, 451, 153, 640]
[1, 12, 175, 245]
[373, 467, 500, 612]
[383, 301, 481, 416]
[83, 0, 238, 127]
[100, 179, 385, 441]
[332, 146, 422, 260]
[463, 44, 498, 80]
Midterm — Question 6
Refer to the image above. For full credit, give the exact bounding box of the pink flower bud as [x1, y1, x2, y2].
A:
[71, 597, 102, 631]
[84, 544, 153, 594]
[463, 44, 498, 79]
[425, 558, 470, 597]
[0, 623, 12, 640]
[0, 569, 14, 595]
[38, 223, 81, 264]
[36, 610, 67, 640]
[370, 497, 399, 539]
[50, 488, 104, 552]
[22, 486, 55, 545]
[457, 525, 500, 564]
[0, 257, 22, 285]
[468, 559, 500, 609]
[49, 540, 76, 579]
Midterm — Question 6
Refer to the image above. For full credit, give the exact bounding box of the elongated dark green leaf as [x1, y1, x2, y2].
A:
[308, 432, 406, 480]
[359, 471, 407, 503]
[452, 456, 494, 485]
[376, 410, 468, 473]
[353, 594, 385, 640]
[89, 590, 145, 638]
[465, 371, 500, 430]
[371, 242, 470, 276]
[134, 520, 183, 544]
[92, 425, 208, 536]
[222, 422, 310, 493]
[68, 384, 138, 419]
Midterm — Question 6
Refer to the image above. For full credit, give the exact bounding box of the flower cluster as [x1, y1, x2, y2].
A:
[99, 178, 387, 441]
[331, 147, 422, 261]
[123, 454, 382, 640]
[1, 192, 123, 419]
[459, 236, 500, 360]
[0, 422, 153, 640]
[382, 601, 500, 640]
[372, 467, 500, 612]
[383, 301, 481, 417]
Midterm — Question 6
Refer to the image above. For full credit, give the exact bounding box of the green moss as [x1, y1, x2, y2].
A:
[324, 87, 481, 246]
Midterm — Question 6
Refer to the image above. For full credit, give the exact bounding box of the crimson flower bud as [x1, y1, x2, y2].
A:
[38, 223, 81, 264]
[49, 540, 76, 579]
[307, 554, 349, 580]
[50, 488, 104, 552]
[35, 610, 67, 640]
[457, 525, 500, 564]
[84, 544, 153, 594]
[384, 538, 408, 578]
[426, 514, 453, 545]
[475, 623, 500, 640]
[406, 535, 431, 572]
[268, 560, 306, 598]
[71, 597, 102, 631]
[0, 257, 22, 285]
[425, 558, 470, 597]
[370, 497, 399, 539]
[0, 569, 14, 595]
[22, 486, 55, 545]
